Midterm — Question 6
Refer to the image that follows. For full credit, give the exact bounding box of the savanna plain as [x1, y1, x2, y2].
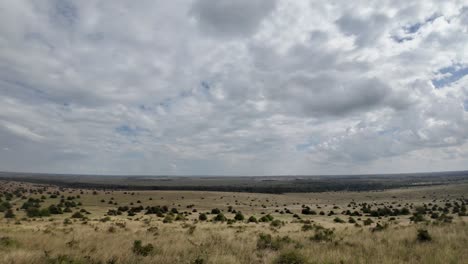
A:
[0, 179, 467, 264]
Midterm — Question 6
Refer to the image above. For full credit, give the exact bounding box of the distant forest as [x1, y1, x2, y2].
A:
[1, 171, 467, 194]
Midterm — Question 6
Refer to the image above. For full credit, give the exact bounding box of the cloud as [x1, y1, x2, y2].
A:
[190, 0, 278, 38]
[0, 0, 467, 175]
[1, 121, 44, 142]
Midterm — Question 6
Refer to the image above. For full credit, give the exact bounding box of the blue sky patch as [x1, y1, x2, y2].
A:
[115, 125, 147, 137]
[432, 65, 468, 88]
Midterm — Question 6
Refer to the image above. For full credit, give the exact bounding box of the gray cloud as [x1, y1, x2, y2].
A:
[190, 0, 277, 38]
[0, 0, 467, 175]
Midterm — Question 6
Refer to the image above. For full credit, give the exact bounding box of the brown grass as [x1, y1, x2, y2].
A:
[1, 181, 467, 264]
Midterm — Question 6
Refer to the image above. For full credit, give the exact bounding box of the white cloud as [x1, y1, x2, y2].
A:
[0, 0, 467, 175]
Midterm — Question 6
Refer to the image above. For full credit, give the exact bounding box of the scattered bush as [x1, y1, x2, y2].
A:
[301, 224, 314, 231]
[4, 209, 15, 218]
[248, 216, 258, 223]
[213, 213, 226, 222]
[301, 207, 316, 215]
[71, 212, 85, 219]
[163, 214, 173, 223]
[198, 213, 207, 221]
[192, 256, 205, 264]
[132, 240, 154, 256]
[310, 227, 334, 242]
[270, 219, 283, 228]
[234, 211, 245, 221]
[371, 223, 387, 232]
[259, 214, 274, 222]
[257, 233, 292, 251]
[333, 217, 345, 223]
[0, 237, 20, 248]
[273, 250, 307, 264]
[417, 229, 432, 242]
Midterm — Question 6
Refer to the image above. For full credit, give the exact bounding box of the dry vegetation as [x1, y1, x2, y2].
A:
[0, 180, 467, 264]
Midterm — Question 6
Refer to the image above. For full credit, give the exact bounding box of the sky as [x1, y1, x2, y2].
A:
[1, 1, 468, 176]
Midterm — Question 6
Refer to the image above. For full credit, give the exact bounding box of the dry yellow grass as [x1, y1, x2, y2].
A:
[1, 181, 467, 264]
[0, 218, 467, 264]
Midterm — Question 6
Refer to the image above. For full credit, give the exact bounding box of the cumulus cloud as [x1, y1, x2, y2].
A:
[190, 0, 278, 38]
[0, 0, 467, 175]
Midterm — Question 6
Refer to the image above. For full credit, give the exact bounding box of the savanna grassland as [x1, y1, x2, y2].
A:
[0, 180, 467, 264]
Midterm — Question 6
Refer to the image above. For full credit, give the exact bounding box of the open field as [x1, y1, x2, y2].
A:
[1, 179, 467, 264]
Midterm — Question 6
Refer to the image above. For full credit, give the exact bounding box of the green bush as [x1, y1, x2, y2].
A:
[4, 209, 15, 218]
[417, 229, 432, 242]
[198, 213, 207, 221]
[234, 212, 245, 221]
[0, 201, 12, 212]
[273, 250, 307, 264]
[270, 219, 283, 228]
[213, 213, 226, 222]
[410, 213, 426, 223]
[259, 214, 274, 222]
[333, 217, 345, 223]
[192, 256, 205, 264]
[372, 223, 388, 232]
[132, 240, 154, 256]
[301, 207, 316, 215]
[0, 237, 20, 248]
[248, 216, 258, 223]
[310, 228, 334, 242]
[256, 233, 292, 250]
[71, 212, 85, 219]
[163, 214, 173, 223]
[301, 224, 314, 231]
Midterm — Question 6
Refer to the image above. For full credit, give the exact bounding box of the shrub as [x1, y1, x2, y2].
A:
[333, 217, 345, 223]
[301, 207, 316, 215]
[192, 256, 205, 264]
[417, 229, 432, 242]
[257, 233, 291, 250]
[372, 223, 387, 232]
[0, 237, 20, 248]
[257, 233, 274, 250]
[211, 208, 221, 214]
[100, 216, 111, 222]
[71, 212, 84, 219]
[234, 211, 245, 221]
[248, 216, 258, 223]
[0, 201, 12, 212]
[410, 213, 425, 223]
[163, 214, 173, 223]
[132, 240, 154, 256]
[198, 213, 207, 221]
[310, 228, 334, 242]
[363, 218, 374, 226]
[187, 225, 196, 235]
[259, 214, 274, 222]
[26, 207, 50, 218]
[4, 209, 15, 218]
[213, 213, 226, 222]
[48, 205, 63, 214]
[270, 219, 283, 228]
[273, 250, 307, 264]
